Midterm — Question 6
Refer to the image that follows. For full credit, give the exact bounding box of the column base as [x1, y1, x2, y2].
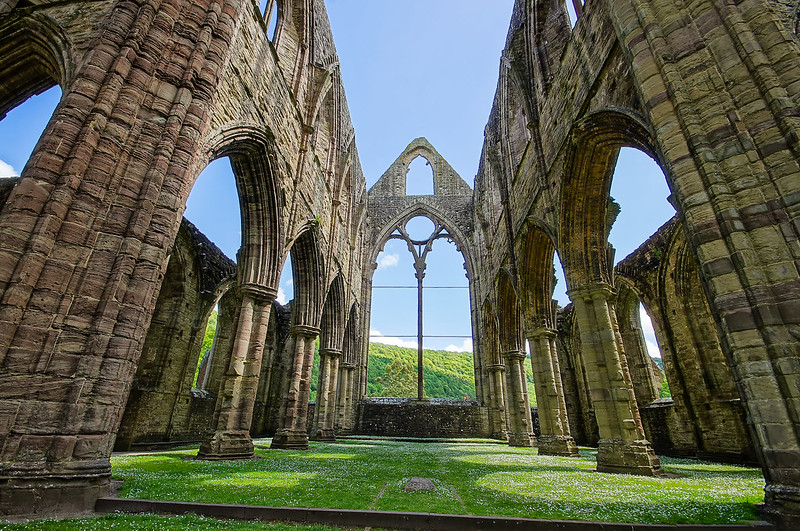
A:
[270, 429, 309, 450]
[491, 430, 508, 442]
[0, 471, 110, 518]
[507, 432, 535, 447]
[310, 429, 336, 443]
[763, 483, 800, 531]
[596, 438, 663, 476]
[197, 430, 255, 460]
[538, 434, 580, 457]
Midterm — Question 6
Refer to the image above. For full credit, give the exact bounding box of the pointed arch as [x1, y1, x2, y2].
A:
[559, 108, 660, 288]
[518, 219, 559, 330]
[287, 224, 325, 328]
[368, 202, 476, 280]
[481, 298, 500, 366]
[0, 13, 72, 119]
[204, 125, 285, 293]
[319, 273, 346, 351]
[497, 268, 523, 353]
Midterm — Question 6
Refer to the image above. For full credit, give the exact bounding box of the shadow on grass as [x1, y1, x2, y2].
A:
[110, 438, 764, 525]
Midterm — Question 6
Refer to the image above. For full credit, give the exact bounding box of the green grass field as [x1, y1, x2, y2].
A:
[0, 438, 765, 529]
[106, 438, 763, 525]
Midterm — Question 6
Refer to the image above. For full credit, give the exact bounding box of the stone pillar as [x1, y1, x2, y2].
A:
[568, 282, 662, 475]
[311, 348, 341, 442]
[336, 362, 356, 432]
[486, 364, 508, 440]
[501, 351, 535, 447]
[271, 325, 319, 450]
[527, 328, 579, 456]
[198, 286, 275, 460]
[615, 295, 659, 407]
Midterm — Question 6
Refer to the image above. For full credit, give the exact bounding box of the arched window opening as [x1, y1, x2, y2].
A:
[260, 0, 280, 42]
[565, 0, 582, 28]
[639, 302, 669, 398]
[185, 157, 242, 261]
[553, 252, 569, 308]
[193, 301, 220, 390]
[0, 85, 61, 179]
[608, 147, 675, 263]
[181, 157, 241, 392]
[524, 341, 537, 407]
[369, 216, 474, 399]
[406, 155, 434, 195]
[278, 254, 294, 305]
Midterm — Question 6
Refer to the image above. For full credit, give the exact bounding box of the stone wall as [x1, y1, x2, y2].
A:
[357, 398, 491, 439]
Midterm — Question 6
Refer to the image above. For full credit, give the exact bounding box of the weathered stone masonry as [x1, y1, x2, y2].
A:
[0, 0, 366, 516]
[1, 0, 800, 529]
[471, 0, 800, 527]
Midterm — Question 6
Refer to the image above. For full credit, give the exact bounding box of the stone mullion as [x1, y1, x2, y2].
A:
[198, 286, 274, 459]
[486, 364, 508, 440]
[501, 351, 534, 447]
[271, 326, 318, 449]
[528, 328, 578, 457]
[569, 282, 662, 475]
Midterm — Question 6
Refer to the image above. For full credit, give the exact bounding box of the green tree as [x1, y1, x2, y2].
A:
[377, 358, 420, 397]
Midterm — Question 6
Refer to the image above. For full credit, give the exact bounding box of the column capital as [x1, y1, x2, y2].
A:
[567, 281, 615, 301]
[290, 324, 320, 337]
[487, 363, 506, 373]
[525, 326, 557, 341]
[239, 283, 278, 303]
[339, 362, 357, 370]
[501, 350, 527, 362]
[319, 348, 342, 359]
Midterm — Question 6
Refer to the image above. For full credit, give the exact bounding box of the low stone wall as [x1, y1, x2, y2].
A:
[356, 398, 491, 438]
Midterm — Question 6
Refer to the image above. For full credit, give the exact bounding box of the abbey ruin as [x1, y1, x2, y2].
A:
[0, 0, 799, 529]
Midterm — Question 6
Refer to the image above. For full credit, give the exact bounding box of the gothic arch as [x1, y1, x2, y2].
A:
[496, 268, 523, 353]
[368, 202, 476, 280]
[286, 224, 325, 328]
[518, 219, 559, 330]
[0, 12, 72, 119]
[204, 125, 285, 293]
[319, 273, 346, 351]
[558, 108, 660, 288]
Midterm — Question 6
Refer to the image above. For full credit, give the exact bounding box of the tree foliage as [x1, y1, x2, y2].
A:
[366, 343, 476, 399]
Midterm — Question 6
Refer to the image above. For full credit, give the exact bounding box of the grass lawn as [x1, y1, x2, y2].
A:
[0, 514, 341, 530]
[100, 438, 764, 525]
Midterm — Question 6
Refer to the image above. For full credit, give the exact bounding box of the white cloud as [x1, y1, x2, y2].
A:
[369, 329, 417, 349]
[445, 339, 473, 353]
[276, 286, 288, 305]
[377, 252, 399, 270]
[646, 339, 661, 359]
[0, 159, 18, 178]
[286, 279, 293, 287]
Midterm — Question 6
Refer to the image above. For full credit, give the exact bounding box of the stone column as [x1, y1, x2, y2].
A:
[486, 364, 508, 440]
[198, 286, 275, 460]
[336, 362, 356, 432]
[311, 348, 341, 442]
[568, 282, 662, 475]
[527, 328, 579, 456]
[501, 351, 535, 447]
[271, 325, 319, 449]
[616, 298, 659, 407]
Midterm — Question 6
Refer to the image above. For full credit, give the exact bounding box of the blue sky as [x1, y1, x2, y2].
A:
[0, 1, 674, 357]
